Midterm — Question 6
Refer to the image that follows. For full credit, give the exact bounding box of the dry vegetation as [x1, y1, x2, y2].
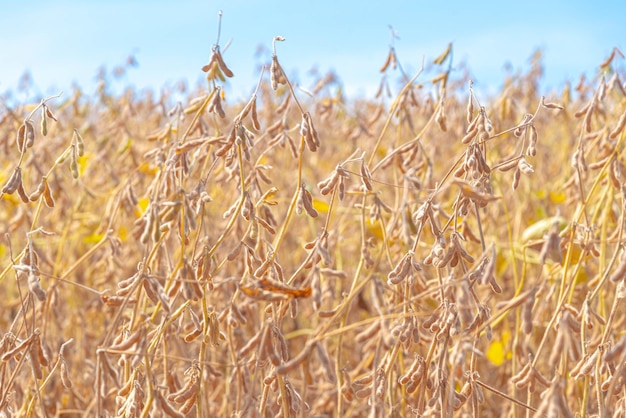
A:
[1, 16, 626, 418]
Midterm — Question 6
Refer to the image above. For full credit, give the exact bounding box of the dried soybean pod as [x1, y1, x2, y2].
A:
[40, 107, 48, 136]
[275, 93, 291, 114]
[360, 160, 373, 191]
[610, 110, 626, 139]
[42, 177, 55, 208]
[215, 51, 233, 77]
[466, 93, 474, 124]
[201, 51, 216, 73]
[497, 158, 519, 172]
[29, 335, 43, 379]
[380, 49, 394, 73]
[461, 125, 478, 144]
[16, 123, 27, 152]
[74, 129, 85, 157]
[251, 99, 261, 131]
[25, 120, 36, 148]
[16, 182, 29, 203]
[156, 390, 184, 417]
[46, 106, 58, 121]
[2, 168, 22, 195]
[527, 125, 538, 156]
[540, 96, 564, 110]
[29, 178, 46, 201]
[60, 360, 73, 389]
[28, 273, 47, 301]
[512, 167, 521, 191]
[70, 147, 80, 179]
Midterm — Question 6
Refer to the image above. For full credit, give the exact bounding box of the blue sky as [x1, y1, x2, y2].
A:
[0, 1, 624, 102]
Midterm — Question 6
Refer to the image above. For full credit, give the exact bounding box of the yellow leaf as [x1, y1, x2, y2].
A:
[2, 193, 20, 204]
[366, 218, 384, 241]
[77, 154, 90, 176]
[312, 199, 330, 214]
[535, 188, 547, 199]
[262, 187, 279, 202]
[486, 330, 511, 366]
[549, 190, 567, 204]
[118, 226, 128, 242]
[118, 137, 133, 154]
[521, 216, 566, 243]
[433, 43, 452, 65]
[83, 232, 105, 244]
[138, 162, 158, 176]
[486, 340, 507, 366]
[136, 197, 150, 217]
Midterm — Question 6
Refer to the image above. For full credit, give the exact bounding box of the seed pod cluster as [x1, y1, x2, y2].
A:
[300, 112, 320, 152]
[318, 165, 349, 199]
[2, 168, 22, 195]
[296, 184, 318, 218]
[380, 47, 397, 73]
[270, 55, 287, 90]
[388, 251, 420, 285]
[16, 120, 36, 153]
[202, 47, 234, 79]
[510, 361, 550, 393]
[208, 87, 226, 119]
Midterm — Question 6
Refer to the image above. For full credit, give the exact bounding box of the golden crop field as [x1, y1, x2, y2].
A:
[1, 19, 626, 418]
